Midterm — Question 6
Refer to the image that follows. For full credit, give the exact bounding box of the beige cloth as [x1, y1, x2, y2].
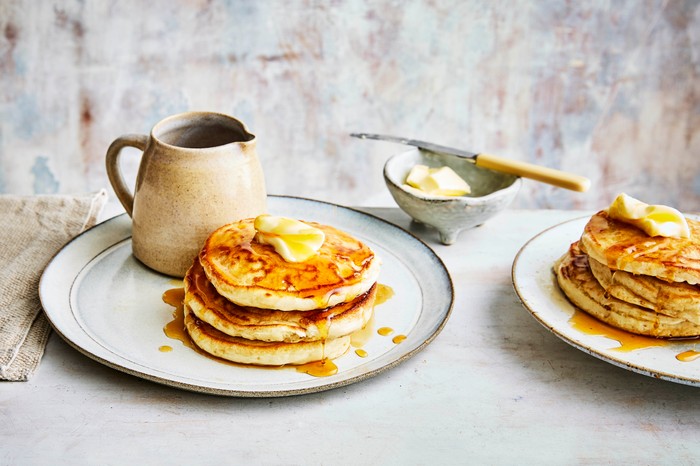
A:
[0, 190, 107, 381]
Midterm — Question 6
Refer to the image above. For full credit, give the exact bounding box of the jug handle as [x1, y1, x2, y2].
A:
[105, 134, 148, 217]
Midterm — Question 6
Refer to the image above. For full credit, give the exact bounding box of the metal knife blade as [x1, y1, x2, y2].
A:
[350, 133, 477, 161]
[350, 132, 591, 192]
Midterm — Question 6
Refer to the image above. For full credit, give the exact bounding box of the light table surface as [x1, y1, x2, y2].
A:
[1, 208, 698, 465]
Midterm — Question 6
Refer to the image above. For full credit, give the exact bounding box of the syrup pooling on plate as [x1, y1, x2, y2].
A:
[295, 359, 338, 377]
[392, 335, 407, 344]
[375, 283, 395, 306]
[676, 350, 700, 362]
[569, 309, 699, 361]
[568, 309, 666, 352]
[354, 349, 368, 358]
[377, 325, 407, 344]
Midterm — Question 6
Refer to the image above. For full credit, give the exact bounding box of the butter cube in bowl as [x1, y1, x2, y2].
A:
[384, 148, 521, 244]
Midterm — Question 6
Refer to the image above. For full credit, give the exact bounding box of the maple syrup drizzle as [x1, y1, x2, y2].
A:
[349, 284, 401, 358]
[314, 313, 335, 366]
[162, 288, 198, 352]
[317, 315, 331, 340]
[162, 287, 185, 307]
[161, 288, 342, 376]
[160, 283, 401, 377]
[161, 291, 276, 368]
[349, 284, 394, 349]
[676, 350, 700, 362]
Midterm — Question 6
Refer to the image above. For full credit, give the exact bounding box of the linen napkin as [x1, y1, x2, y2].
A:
[0, 190, 107, 381]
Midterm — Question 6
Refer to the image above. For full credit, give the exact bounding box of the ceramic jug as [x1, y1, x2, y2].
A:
[106, 111, 267, 277]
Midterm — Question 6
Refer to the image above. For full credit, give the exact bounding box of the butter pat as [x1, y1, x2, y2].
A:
[404, 164, 471, 197]
[254, 215, 325, 262]
[607, 193, 690, 239]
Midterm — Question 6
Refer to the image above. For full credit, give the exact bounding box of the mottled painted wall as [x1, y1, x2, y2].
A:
[1, 0, 698, 211]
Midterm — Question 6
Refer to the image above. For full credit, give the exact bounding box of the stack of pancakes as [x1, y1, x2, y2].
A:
[182, 218, 381, 365]
[555, 210, 700, 338]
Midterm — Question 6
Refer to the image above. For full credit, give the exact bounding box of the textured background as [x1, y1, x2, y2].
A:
[1, 0, 698, 211]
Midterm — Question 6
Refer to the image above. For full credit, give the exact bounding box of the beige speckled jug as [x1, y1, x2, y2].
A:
[106, 111, 267, 277]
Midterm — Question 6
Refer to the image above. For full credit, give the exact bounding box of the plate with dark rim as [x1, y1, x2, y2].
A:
[512, 216, 700, 387]
[40, 195, 454, 397]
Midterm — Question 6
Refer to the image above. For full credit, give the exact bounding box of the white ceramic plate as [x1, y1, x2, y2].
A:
[512, 217, 700, 387]
[40, 196, 453, 397]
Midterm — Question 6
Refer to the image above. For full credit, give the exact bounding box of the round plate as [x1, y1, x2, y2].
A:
[512, 217, 700, 387]
[39, 196, 454, 396]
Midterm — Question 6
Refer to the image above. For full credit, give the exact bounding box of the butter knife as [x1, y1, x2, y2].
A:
[351, 133, 590, 192]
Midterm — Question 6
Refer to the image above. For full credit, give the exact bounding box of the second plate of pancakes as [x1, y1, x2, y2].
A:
[513, 216, 700, 387]
[40, 196, 454, 397]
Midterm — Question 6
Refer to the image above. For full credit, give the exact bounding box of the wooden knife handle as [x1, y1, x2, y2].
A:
[475, 153, 591, 192]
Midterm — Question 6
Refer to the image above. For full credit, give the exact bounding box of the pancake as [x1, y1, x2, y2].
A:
[587, 254, 700, 325]
[184, 304, 351, 365]
[580, 210, 700, 285]
[184, 258, 376, 342]
[555, 242, 700, 338]
[199, 218, 380, 311]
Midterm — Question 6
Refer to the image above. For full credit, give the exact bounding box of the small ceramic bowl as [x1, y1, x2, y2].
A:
[384, 148, 522, 244]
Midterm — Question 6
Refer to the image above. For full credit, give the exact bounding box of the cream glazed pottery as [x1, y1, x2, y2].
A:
[106, 111, 267, 277]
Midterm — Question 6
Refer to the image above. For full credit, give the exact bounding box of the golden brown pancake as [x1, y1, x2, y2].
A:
[580, 210, 700, 285]
[184, 258, 376, 342]
[199, 219, 380, 311]
[183, 304, 351, 365]
[587, 254, 700, 325]
[555, 243, 700, 338]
